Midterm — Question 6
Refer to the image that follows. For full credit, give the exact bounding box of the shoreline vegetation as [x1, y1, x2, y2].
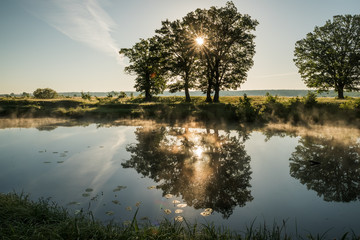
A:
[0, 94, 359, 127]
[1, 192, 358, 240]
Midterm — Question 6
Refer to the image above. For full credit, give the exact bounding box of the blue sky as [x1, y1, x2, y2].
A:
[1, 0, 359, 94]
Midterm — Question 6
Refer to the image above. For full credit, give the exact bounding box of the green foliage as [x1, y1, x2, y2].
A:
[120, 37, 167, 101]
[2, 192, 359, 239]
[33, 88, 58, 99]
[118, 91, 127, 98]
[303, 91, 318, 107]
[21, 92, 30, 98]
[294, 15, 360, 99]
[265, 92, 278, 104]
[183, 1, 258, 102]
[156, 19, 199, 102]
[237, 94, 257, 122]
[81, 91, 91, 100]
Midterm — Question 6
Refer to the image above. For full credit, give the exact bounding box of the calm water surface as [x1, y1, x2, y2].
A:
[0, 119, 359, 237]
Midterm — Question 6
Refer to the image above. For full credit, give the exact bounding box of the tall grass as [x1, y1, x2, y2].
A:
[0, 192, 359, 239]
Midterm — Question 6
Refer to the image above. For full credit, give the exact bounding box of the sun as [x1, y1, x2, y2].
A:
[195, 37, 204, 46]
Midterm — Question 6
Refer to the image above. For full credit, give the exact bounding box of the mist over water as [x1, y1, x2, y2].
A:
[0, 119, 359, 237]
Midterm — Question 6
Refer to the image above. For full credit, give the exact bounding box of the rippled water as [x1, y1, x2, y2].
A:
[0, 119, 359, 236]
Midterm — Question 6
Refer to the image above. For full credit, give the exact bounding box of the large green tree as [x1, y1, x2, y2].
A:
[184, 2, 258, 102]
[156, 19, 199, 102]
[119, 37, 167, 101]
[294, 15, 360, 99]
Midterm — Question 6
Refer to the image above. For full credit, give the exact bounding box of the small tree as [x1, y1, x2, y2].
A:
[33, 88, 58, 99]
[294, 15, 360, 99]
[119, 37, 167, 101]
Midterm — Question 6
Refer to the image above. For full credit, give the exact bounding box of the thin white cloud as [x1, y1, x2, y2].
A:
[22, 0, 123, 64]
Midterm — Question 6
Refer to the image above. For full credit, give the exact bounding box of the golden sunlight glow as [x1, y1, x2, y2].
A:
[194, 147, 203, 158]
[195, 37, 204, 46]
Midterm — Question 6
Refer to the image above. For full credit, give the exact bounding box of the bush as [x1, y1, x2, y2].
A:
[33, 88, 58, 99]
[237, 94, 257, 122]
[118, 91, 127, 98]
[265, 92, 278, 104]
[303, 91, 317, 107]
[81, 91, 92, 100]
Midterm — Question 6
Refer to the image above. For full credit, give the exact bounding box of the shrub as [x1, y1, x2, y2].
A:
[118, 91, 127, 98]
[237, 94, 257, 122]
[303, 91, 317, 107]
[265, 92, 278, 104]
[81, 91, 91, 101]
[33, 88, 58, 99]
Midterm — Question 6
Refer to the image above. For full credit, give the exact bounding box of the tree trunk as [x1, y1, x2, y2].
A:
[205, 77, 213, 103]
[145, 90, 151, 101]
[184, 80, 191, 102]
[337, 87, 344, 99]
[144, 73, 152, 101]
[213, 83, 220, 103]
[205, 87, 212, 102]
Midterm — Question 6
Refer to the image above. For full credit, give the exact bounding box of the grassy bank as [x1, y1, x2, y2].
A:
[1, 192, 358, 240]
[0, 95, 359, 126]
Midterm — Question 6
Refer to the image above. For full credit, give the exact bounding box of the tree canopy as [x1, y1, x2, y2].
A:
[119, 37, 167, 101]
[120, 1, 257, 102]
[156, 19, 199, 102]
[294, 15, 360, 99]
[184, 2, 258, 102]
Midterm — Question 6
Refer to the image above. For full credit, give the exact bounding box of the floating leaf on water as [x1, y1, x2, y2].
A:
[172, 200, 180, 204]
[204, 208, 213, 213]
[52, 152, 58, 154]
[147, 186, 156, 190]
[105, 211, 114, 216]
[123, 220, 131, 226]
[163, 209, 171, 215]
[43, 161, 51, 163]
[175, 216, 184, 222]
[82, 193, 90, 197]
[67, 201, 81, 206]
[85, 188, 93, 192]
[135, 202, 141, 207]
[175, 209, 183, 214]
[59, 153, 67, 157]
[177, 203, 187, 208]
[38, 150, 44, 153]
[126, 206, 132, 211]
[64, 151, 69, 153]
[165, 194, 173, 199]
[112, 200, 120, 205]
[200, 211, 211, 217]
[74, 210, 81, 215]
[113, 185, 127, 192]
[140, 216, 149, 221]
[57, 161, 64, 163]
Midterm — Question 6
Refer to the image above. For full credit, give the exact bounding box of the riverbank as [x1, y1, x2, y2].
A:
[0, 95, 359, 127]
[0, 192, 357, 240]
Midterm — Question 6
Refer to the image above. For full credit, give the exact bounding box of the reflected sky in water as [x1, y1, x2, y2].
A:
[0, 120, 359, 236]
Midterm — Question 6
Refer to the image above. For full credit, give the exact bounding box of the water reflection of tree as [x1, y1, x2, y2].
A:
[122, 126, 253, 218]
[289, 136, 360, 202]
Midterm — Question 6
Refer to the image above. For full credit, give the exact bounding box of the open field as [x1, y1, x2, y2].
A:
[0, 95, 359, 126]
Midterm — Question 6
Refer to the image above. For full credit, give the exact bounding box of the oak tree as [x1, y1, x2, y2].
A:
[294, 15, 360, 99]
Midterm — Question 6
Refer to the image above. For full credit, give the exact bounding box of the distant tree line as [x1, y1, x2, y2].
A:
[120, 1, 360, 100]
